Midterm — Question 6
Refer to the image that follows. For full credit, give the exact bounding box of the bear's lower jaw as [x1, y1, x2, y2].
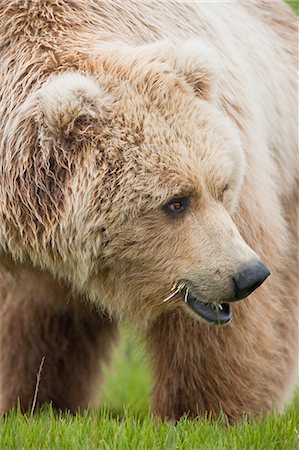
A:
[185, 291, 232, 325]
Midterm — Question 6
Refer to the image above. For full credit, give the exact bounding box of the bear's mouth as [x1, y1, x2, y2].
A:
[184, 290, 232, 325]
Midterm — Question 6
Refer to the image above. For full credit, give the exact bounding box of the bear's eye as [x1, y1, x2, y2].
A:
[164, 196, 190, 216]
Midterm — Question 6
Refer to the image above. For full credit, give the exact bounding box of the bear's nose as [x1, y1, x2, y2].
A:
[232, 262, 270, 301]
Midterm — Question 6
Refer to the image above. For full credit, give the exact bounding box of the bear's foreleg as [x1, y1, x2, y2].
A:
[146, 308, 295, 422]
[0, 267, 118, 413]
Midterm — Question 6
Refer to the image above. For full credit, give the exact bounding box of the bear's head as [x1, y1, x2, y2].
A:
[1, 39, 270, 325]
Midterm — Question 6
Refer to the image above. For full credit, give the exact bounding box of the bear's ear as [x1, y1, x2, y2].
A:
[137, 38, 221, 101]
[170, 39, 221, 101]
[38, 72, 112, 136]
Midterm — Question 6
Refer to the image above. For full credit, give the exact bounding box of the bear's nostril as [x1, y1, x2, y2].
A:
[232, 262, 270, 301]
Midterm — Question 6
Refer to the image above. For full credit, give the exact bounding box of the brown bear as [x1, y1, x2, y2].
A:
[0, 1, 298, 422]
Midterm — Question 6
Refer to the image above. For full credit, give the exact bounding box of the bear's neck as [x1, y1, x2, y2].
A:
[0, 1, 88, 44]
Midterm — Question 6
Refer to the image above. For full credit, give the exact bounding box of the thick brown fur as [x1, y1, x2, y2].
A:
[0, 1, 298, 420]
[0, 261, 118, 412]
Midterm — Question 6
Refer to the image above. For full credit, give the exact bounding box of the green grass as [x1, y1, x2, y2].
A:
[1, 327, 299, 450]
[1, 405, 298, 450]
[287, 1, 299, 14]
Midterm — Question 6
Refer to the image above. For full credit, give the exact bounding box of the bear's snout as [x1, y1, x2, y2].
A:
[231, 261, 270, 301]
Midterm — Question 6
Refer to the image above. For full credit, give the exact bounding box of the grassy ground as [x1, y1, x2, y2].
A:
[1, 327, 298, 449]
[2, 405, 298, 450]
[287, 1, 299, 14]
[1, 2, 298, 449]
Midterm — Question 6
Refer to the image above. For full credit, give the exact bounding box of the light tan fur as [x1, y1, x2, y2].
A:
[0, 1, 297, 420]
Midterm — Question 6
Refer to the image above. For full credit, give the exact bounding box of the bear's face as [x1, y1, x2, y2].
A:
[86, 96, 261, 324]
[3, 40, 267, 324]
